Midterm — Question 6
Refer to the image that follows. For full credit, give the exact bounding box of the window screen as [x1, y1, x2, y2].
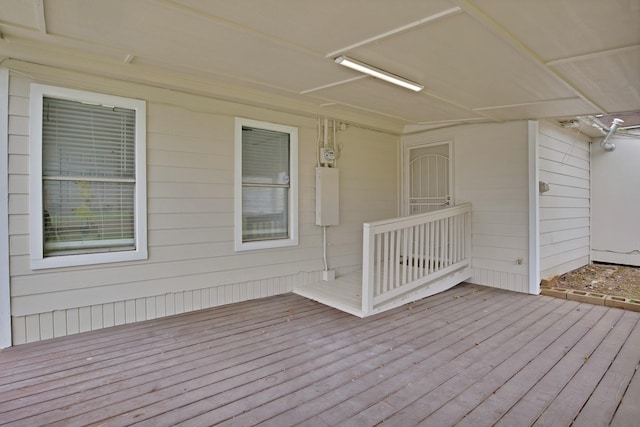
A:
[42, 97, 137, 255]
[241, 126, 290, 242]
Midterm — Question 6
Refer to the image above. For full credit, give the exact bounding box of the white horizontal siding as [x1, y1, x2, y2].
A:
[403, 121, 530, 293]
[538, 121, 590, 279]
[6, 65, 398, 344]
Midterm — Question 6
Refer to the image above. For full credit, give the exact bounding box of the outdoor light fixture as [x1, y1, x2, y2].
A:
[600, 118, 623, 152]
[334, 56, 424, 92]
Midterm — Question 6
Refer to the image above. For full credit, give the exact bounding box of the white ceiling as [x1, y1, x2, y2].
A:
[0, 0, 638, 132]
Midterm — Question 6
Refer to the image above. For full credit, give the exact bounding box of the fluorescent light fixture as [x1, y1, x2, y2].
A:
[334, 56, 424, 92]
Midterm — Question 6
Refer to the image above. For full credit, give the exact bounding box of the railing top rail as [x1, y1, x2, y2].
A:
[363, 202, 471, 233]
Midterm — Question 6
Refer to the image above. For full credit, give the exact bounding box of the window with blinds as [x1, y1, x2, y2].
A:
[29, 84, 147, 269]
[234, 118, 298, 251]
[42, 97, 136, 255]
[242, 126, 290, 242]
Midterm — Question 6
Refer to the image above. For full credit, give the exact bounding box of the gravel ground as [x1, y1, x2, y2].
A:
[556, 263, 640, 301]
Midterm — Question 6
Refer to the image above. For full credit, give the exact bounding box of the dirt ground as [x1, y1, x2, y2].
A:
[555, 263, 640, 301]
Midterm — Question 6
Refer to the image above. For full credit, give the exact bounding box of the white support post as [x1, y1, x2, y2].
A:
[361, 223, 375, 315]
[528, 120, 540, 294]
[0, 69, 11, 348]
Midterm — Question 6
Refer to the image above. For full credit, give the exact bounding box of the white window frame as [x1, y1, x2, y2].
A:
[234, 118, 298, 251]
[29, 84, 148, 269]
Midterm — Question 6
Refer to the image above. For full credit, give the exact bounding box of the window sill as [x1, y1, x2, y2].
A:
[234, 237, 298, 252]
[31, 248, 148, 270]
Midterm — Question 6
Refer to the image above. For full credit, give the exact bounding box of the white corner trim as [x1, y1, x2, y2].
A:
[528, 120, 540, 295]
[0, 69, 11, 348]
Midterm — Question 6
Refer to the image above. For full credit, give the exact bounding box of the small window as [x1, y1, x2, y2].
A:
[30, 84, 147, 269]
[235, 118, 298, 251]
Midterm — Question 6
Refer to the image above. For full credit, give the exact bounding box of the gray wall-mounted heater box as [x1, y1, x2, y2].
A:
[316, 167, 339, 226]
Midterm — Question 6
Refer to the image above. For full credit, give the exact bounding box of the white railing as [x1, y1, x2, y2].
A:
[362, 203, 472, 315]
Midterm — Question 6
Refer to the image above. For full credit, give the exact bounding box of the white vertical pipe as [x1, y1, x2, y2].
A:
[323, 118, 328, 148]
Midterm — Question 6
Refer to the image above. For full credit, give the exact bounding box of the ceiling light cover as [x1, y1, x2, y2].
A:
[335, 56, 424, 92]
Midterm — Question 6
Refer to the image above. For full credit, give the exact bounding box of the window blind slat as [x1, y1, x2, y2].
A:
[242, 127, 289, 185]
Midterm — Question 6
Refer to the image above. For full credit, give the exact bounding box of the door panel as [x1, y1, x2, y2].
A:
[406, 142, 452, 214]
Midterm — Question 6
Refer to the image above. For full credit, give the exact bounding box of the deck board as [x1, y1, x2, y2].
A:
[412, 299, 582, 426]
[442, 298, 591, 427]
[0, 284, 638, 426]
[316, 292, 541, 425]
[493, 307, 625, 427]
[534, 310, 640, 426]
[611, 360, 640, 427]
[576, 314, 640, 426]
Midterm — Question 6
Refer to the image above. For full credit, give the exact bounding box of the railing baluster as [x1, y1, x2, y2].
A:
[403, 227, 411, 285]
[391, 230, 402, 289]
[383, 231, 390, 294]
[444, 218, 448, 267]
[441, 218, 445, 270]
[453, 214, 459, 263]
[444, 218, 449, 267]
[414, 225, 420, 281]
[409, 225, 415, 282]
[458, 213, 463, 261]
[375, 234, 382, 296]
[444, 217, 449, 267]
[433, 220, 442, 271]
[416, 224, 424, 279]
[423, 222, 428, 275]
[458, 213, 463, 262]
[449, 217, 452, 265]
[466, 211, 471, 259]
[428, 221, 434, 274]
[389, 230, 396, 292]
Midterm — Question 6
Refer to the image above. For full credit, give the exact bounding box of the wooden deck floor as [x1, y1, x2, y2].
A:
[1, 284, 639, 426]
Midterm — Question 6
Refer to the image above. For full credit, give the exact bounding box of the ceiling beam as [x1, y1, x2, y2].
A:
[454, 0, 607, 115]
[545, 44, 640, 67]
[473, 97, 581, 112]
[417, 117, 486, 125]
[325, 6, 463, 58]
[34, 0, 47, 34]
[152, 0, 322, 58]
[300, 75, 368, 94]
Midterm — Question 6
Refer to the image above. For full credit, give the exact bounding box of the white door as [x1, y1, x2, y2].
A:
[405, 142, 452, 215]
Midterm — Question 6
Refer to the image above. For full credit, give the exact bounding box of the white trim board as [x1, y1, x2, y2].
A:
[528, 120, 540, 295]
[0, 69, 11, 348]
[28, 84, 148, 269]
